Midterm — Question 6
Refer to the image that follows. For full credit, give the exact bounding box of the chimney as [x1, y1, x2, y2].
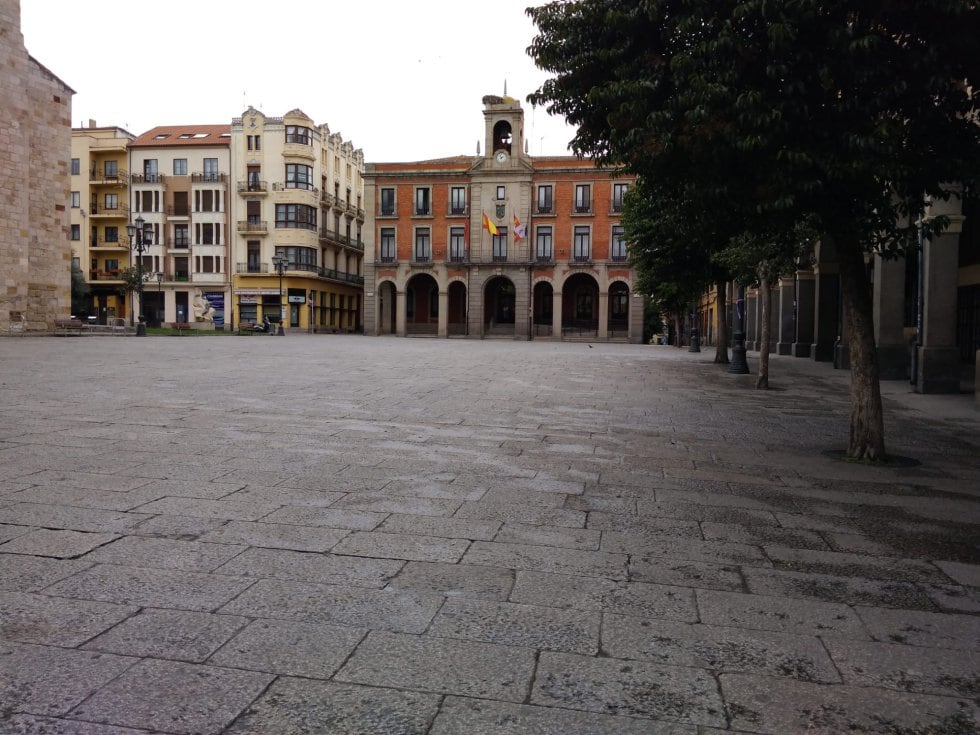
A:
[88, 119, 96, 128]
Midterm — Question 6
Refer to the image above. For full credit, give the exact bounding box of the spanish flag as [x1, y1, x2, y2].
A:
[513, 213, 528, 242]
[482, 211, 498, 236]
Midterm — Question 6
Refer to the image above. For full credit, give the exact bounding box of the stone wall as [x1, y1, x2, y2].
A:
[0, 0, 73, 330]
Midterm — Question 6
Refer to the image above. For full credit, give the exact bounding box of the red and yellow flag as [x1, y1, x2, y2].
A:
[482, 211, 498, 236]
[513, 213, 527, 241]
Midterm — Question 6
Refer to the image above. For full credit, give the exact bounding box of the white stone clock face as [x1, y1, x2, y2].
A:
[495, 151, 507, 163]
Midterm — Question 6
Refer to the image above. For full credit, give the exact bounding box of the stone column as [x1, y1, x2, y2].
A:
[873, 253, 909, 380]
[811, 241, 839, 362]
[598, 290, 609, 339]
[776, 277, 795, 354]
[745, 288, 758, 351]
[916, 199, 964, 393]
[552, 291, 562, 338]
[793, 269, 815, 357]
[395, 288, 406, 337]
[437, 290, 448, 338]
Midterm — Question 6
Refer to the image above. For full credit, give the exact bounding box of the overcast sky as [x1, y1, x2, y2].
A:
[20, 0, 579, 162]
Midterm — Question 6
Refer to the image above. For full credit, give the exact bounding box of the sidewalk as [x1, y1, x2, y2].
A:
[0, 336, 977, 734]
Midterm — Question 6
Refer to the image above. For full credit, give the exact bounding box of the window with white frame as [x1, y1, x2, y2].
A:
[450, 186, 466, 214]
[450, 226, 466, 261]
[380, 187, 395, 215]
[173, 158, 188, 176]
[70, 191, 80, 208]
[286, 163, 313, 190]
[414, 187, 431, 216]
[202, 158, 219, 182]
[104, 193, 118, 210]
[70, 158, 80, 175]
[536, 184, 553, 213]
[573, 225, 591, 260]
[380, 227, 396, 262]
[613, 182, 629, 212]
[285, 125, 312, 145]
[496, 185, 506, 200]
[174, 224, 189, 247]
[574, 184, 591, 213]
[611, 225, 627, 261]
[535, 225, 553, 261]
[414, 227, 431, 261]
[492, 227, 508, 261]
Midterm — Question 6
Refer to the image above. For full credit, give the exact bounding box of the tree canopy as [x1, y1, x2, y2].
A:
[527, 0, 980, 458]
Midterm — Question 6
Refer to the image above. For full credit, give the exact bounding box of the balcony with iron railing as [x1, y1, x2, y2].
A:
[192, 173, 227, 184]
[89, 238, 128, 249]
[89, 168, 128, 185]
[573, 204, 592, 214]
[238, 220, 269, 234]
[166, 206, 191, 217]
[236, 263, 270, 274]
[238, 180, 269, 194]
[448, 205, 469, 217]
[448, 252, 468, 263]
[131, 173, 165, 184]
[318, 267, 364, 285]
[319, 228, 364, 251]
[273, 182, 320, 199]
[89, 203, 130, 218]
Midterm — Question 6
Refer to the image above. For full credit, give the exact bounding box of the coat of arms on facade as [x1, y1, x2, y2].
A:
[495, 204, 505, 219]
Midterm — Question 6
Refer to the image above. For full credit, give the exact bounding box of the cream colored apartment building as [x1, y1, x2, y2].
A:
[128, 125, 232, 327]
[69, 124, 135, 323]
[229, 107, 365, 331]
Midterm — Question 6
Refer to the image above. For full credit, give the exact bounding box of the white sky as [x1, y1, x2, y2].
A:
[20, 0, 579, 162]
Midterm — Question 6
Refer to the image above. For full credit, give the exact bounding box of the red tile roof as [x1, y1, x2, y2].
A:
[130, 125, 231, 147]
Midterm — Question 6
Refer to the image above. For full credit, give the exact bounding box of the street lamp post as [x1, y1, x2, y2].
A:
[271, 254, 287, 336]
[127, 215, 153, 336]
[688, 300, 701, 353]
[729, 283, 750, 373]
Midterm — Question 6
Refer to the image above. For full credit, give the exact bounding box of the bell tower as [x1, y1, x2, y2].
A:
[482, 94, 525, 167]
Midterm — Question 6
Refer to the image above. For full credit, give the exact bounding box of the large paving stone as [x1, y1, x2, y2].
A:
[2, 485, 166, 512]
[0, 641, 136, 717]
[66, 658, 273, 734]
[335, 630, 536, 701]
[935, 560, 980, 587]
[384, 561, 515, 600]
[42, 563, 254, 611]
[208, 618, 366, 677]
[0, 503, 151, 533]
[455, 501, 586, 528]
[854, 605, 980, 649]
[81, 535, 246, 572]
[602, 614, 841, 683]
[696, 589, 870, 638]
[743, 567, 937, 610]
[0, 528, 118, 558]
[377, 512, 500, 540]
[131, 496, 280, 521]
[82, 608, 249, 662]
[197, 519, 349, 551]
[428, 597, 600, 654]
[0, 715, 150, 734]
[217, 484, 346, 506]
[261, 505, 387, 530]
[635, 500, 779, 526]
[629, 556, 746, 592]
[602, 531, 770, 566]
[495, 522, 601, 550]
[462, 540, 627, 579]
[763, 545, 948, 582]
[330, 530, 470, 562]
[218, 578, 443, 633]
[824, 638, 980, 698]
[510, 570, 698, 621]
[719, 672, 979, 734]
[225, 678, 441, 735]
[132, 513, 229, 540]
[214, 547, 403, 587]
[0, 522, 32, 544]
[430, 695, 696, 735]
[701, 522, 829, 550]
[0, 590, 137, 647]
[0, 554, 92, 593]
[532, 650, 726, 727]
[331, 493, 462, 516]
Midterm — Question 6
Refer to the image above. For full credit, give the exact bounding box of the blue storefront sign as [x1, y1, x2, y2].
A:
[204, 292, 225, 328]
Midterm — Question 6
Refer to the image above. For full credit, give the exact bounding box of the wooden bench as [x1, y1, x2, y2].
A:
[173, 322, 192, 334]
[237, 321, 258, 335]
[53, 316, 87, 335]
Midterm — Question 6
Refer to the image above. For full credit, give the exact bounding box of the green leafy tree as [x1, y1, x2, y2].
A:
[528, 0, 980, 459]
[70, 257, 90, 316]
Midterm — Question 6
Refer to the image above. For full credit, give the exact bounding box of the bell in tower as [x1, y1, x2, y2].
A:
[493, 121, 513, 154]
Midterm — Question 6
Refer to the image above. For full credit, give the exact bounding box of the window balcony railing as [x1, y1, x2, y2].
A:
[610, 253, 628, 262]
[574, 205, 592, 214]
[492, 255, 508, 263]
[131, 173, 165, 184]
[318, 267, 364, 285]
[237, 220, 268, 233]
[572, 254, 592, 264]
[414, 207, 431, 216]
[192, 173, 226, 183]
[167, 206, 190, 216]
[448, 206, 468, 216]
[535, 254, 553, 263]
[448, 252, 467, 263]
[171, 239, 190, 249]
[174, 274, 190, 282]
[89, 204, 130, 217]
[238, 180, 268, 193]
[413, 254, 431, 264]
[535, 205, 553, 215]
[273, 182, 320, 197]
[379, 255, 396, 264]
[90, 238, 128, 248]
[379, 206, 395, 217]
[236, 263, 270, 274]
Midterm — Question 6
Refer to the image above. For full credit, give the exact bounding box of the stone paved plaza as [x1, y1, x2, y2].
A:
[0, 334, 978, 734]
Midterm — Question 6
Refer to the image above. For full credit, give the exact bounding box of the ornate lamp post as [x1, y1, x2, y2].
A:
[729, 283, 750, 373]
[271, 254, 287, 336]
[127, 215, 153, 336]
[688, 299, 701, 353]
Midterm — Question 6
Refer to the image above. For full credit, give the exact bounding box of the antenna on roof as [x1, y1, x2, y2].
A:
[503, 79, 508, 96]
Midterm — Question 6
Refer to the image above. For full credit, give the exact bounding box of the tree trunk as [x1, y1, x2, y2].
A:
[756, 272, 771, 389]
[714, 280, 729, 364]
[837, 241, 886, 459]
